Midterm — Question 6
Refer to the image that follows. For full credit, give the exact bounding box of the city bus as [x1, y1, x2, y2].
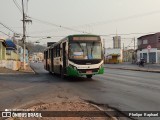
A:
[44, 34, 104, 78]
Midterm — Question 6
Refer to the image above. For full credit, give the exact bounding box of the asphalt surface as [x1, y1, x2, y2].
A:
[0, 63, 160, 120]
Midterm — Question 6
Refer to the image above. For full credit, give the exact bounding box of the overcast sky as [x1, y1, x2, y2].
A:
[1, 0, 160, 48]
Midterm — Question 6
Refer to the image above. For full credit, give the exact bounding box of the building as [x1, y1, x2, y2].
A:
[5, 39, 19, 61]
[137, 33, 160, 63]
[0, 38, 29, 70]
[123, 49, 136, 62]
[31, 52, 44, 62]
[0, 37, 6, 67]
[105, 48, 123, 64]
[5, 39, 21, 70]
[113, 36, 121, 49]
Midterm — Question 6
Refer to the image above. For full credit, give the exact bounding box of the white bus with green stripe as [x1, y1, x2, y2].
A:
[44, 34, 104, 78]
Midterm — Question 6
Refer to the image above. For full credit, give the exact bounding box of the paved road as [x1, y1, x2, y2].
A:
[0, 63, 160, 120]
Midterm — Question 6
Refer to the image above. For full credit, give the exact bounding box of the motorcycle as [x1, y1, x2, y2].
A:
[138, 58, 145, 67]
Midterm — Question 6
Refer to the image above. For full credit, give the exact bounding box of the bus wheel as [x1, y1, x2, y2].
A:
[86, 75, 92, 79]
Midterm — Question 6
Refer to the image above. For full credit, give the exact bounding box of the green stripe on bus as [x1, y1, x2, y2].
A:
[98, 67, 104, 74]
[67, 66, 79, 77]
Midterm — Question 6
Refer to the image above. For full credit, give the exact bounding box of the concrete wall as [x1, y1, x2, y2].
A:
[0, 42, 6, 60]
[0, 60, 21, 70]
[0, 60, 6, 67]
[6, 60, 21, 70]
[6, 51, 19, 61]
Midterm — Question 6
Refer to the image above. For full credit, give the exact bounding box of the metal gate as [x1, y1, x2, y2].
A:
[143, 53, 147, 63]
[149, 52, 156, 63]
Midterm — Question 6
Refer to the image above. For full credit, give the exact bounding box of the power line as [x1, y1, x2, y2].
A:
[12, 0, 22, 14]
[100, 32, 156, 37]
[0, 22, 16, 33]
[27, 16, 89, 34]
[26, 31, 158, 40]
[0, 31, 11, 37]
[0, 22, 22, 37]
[74, 10, 160, 28]
[26, 35, 65, 38]
[126, 38, 134, 48]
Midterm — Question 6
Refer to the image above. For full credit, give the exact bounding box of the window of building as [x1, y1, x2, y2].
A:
[158, 36, 160, 42]
[6, 50, 11, 55]
[143, 39, 148, 44]
[138, 40, 142, 45]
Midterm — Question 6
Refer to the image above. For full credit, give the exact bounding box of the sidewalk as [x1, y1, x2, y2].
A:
[0, 64, 35, 74]
[104, 63, 160, 73]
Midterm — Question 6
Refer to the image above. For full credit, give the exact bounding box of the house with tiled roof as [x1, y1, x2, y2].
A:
[137, 33, 160, 63]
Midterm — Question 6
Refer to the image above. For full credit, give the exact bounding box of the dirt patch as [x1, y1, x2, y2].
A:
[7, 99, 116, 120]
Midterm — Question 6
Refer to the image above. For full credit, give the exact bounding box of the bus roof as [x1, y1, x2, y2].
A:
[45, 34, 101, 50]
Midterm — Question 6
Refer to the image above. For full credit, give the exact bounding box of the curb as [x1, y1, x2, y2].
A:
[0, 72, 35, 75]
[88, 102, 118, 120]
[105, 67, 160, 73]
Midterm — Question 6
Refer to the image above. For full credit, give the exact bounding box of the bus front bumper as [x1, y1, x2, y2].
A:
[66, 66, 104, 77]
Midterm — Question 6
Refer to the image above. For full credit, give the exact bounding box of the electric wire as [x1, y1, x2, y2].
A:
[12, 0, 22, 14]
[0, 22, 16, 33]
[74, 10, 160, 28]
[0, 31, 11, 37]
[0, 22, 22, 36]
[26, 9, 160, 36]
[27, 16, 90, 34]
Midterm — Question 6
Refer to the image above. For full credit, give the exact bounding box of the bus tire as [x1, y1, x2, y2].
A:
[86, 75, 92, 79]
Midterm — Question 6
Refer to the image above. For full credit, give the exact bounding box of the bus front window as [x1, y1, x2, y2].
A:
[69, 42, 102, 60]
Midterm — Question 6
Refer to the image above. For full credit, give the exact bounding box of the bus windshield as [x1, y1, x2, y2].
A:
[69, 42, 102, 60]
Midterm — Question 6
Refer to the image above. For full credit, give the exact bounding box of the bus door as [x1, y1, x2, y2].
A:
[46, 50, 48, 70]
[44, 51, 46, 69]
[51, 48, 54, 72]
[62, 42, 67, 74]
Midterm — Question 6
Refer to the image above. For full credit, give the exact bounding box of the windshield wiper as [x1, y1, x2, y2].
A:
[76, 42, 84, 52]
[91, 42, 95, 55]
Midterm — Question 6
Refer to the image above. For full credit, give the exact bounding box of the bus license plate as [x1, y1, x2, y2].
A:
[86, 70, 92, 74]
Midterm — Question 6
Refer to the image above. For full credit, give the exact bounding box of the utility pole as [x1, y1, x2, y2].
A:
[133, 37, 135, 50]
[22, 0, 26, 70]
[123, 43, 124, 62]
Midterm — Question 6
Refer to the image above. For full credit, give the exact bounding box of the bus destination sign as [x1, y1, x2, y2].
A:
[73, 37, 99, 41]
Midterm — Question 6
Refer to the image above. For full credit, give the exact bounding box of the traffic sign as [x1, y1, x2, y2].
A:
[147, 45, 151, 50]
[147, 45, 151, 53]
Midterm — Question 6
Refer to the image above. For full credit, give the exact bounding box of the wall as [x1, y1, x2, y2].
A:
[19, 47, 29, 64]
[138, 33, 160, 50]
[0, 42, 6, 60]
[123, 50, 135, 62]
[5, 60, 21, 70]
[6, 50, 19, 61]
[0, 60, 6, 67]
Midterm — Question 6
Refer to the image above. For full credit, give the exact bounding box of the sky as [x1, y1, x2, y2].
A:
[1, 0, 160, 48]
